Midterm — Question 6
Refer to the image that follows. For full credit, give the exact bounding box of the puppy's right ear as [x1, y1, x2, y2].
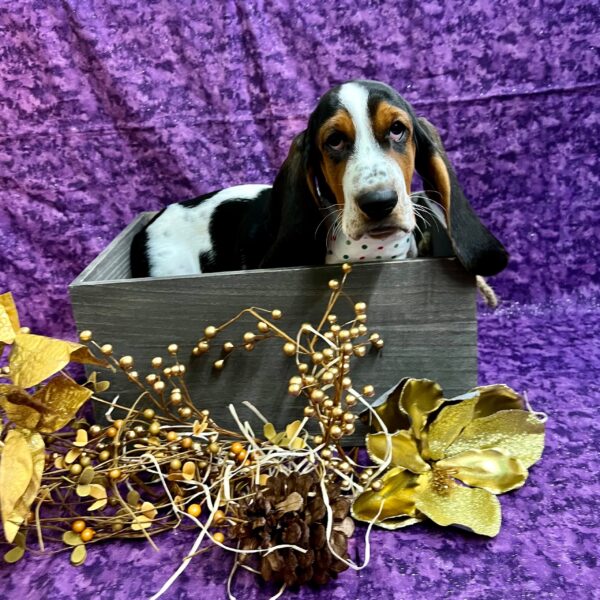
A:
[260, 131, 326, 268]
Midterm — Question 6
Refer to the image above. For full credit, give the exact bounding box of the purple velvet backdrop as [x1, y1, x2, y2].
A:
[1, 1, 599, 598]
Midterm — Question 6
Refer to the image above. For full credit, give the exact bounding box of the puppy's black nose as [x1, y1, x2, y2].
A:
[356, 189, 398, 221]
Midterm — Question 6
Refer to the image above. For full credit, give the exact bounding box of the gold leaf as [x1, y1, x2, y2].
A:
[9, 333, 106, 389]
[182, 461, 196, 481]
[472, 385, 524, 419]
[375, 516, 423, 531]
[54, 456, 65, 470]
[400, 379, 445, 439]
[415, 472, 501, 537]
[141, 501, 157, 520]
[284, 420, 302, 440]
[444, 410, 545, 469]
[73, 429, 88, 447]
[351, 467, 420, 525]
[263, 422, 276, 441]
[0, 293, 20, 344]
[365, 378, 411, 433]
[126, 490, 140, 507]
[366, 431, 430, 473]
[193, 420, 207, 435]
[131, 514, 152, 531]
[34, 375, 93, 433]
[275, 491, 303, 514]
[62, 531, 83, 546]
[78, 466, 95, 486]
[3, 545, 25, 563]
[437, 449, 529, 494]
[76, 484, 91, 497]
[426, 393, 479, 460]
[0, 429, 34, 543]
[0, 384, 41, 429]
[70, 544, 87, 566]
[87, 485, 107, 510]
[65, 448, 81, 464]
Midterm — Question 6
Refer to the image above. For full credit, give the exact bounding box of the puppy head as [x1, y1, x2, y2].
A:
[273, 80, 508, 275]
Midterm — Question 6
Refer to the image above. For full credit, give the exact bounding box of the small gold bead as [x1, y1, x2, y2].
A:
[178, 364, 186, 375]
[321, 371, 334, 384]
[345, 394, 357, 407]
[213, 359, 225, 370]
[322, 348, 335, 360]
[353, 345, 367, 358]
[148, 422, 161, 436]
[355, 302, 367, 314]
[271, 309, 282, 320]
[310, 390, 325, 403]
[324, 331, 335, 340]
[243, 332, 255, 344]
[304, 406, 316, 417]
[330, 425, 343, 439]
[321, 448, 332, 460]
[19, 326, 31, 334]
[363, 385, 375, 397]
[369, 333, 380, 343]
[167, 343, 178, 355]
[342, 342, 354, 354]
[143, 408, 155, 420]
[128, 370, 139, 380]
[99, 450, 110, 462]
[223, 342, 235, 353]
[359, 472, 370, 483]
[298, 363, 309, 373]
[208, 442, 220, 454]
[204, 326, 217, 339]
[192, 347, 200, 356]
[358, 324, 368, 335]
[327, 314, 337, 324]
[311, 352, 324, 364]
[332, 407, 344, 418]
[344, 423, 355, 435]
[166, 431, 178, 442]
[165, 367, 175, 378]
[153, 380, 166, 393]
[289, 375, 302, 385]
[125, 430, 136, 440]
[100, 344, 113, 355]
[330, 366, 340, 376]
[109, 468, 122, 480]
[313, 435, 324, 445]
[170, 459, 182, 471]
[145, 373, 158, 385]
[179, 407, 192, 418]
[375, 339, 384, 349]
[283, 342, 296, 356]
[257, 321, 269, 333]
[371, 480, 383, 491]
[323, 399, 334, 410]
[343, 413, 355, 423]
[304, 375, 316, 385]
[151, 357, 163, 368]
[70, 464, 82, 476]
[342, 377, 352, 389]
[181, 437, 193, 449]
[350, 327, 360, 338]
[79, 330, 93, 342]
[170, 391, 182, 404]
[338, 330, 350, 341]
[244, 343, 255, 352]
[331, 324, 341, 333]
[106, 426, 118, 438]
[356, 313, 367, 323]
[328, 279, 340, 290]
[200, 409, 210, 417]
[89, 425, 101, 436]
[339, 461, 351, 473]
[288, 383, 301, 396]
[79, 456, 91, 467]
[198, 340, 210, 353]
[342, 263, 352, 273]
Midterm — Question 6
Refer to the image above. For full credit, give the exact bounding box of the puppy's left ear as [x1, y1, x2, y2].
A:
[259, 131, 326, 268]
[414, 117, 508, 276]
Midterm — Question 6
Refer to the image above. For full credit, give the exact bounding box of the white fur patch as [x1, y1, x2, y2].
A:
[145, 184, 270, 277]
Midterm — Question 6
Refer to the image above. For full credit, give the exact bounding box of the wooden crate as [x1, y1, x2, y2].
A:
[69, 213, 477, 444]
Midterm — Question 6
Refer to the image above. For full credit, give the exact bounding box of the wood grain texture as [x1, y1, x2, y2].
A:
[69, 214, 477, 444]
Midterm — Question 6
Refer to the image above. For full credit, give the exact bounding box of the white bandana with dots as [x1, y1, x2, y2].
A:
[326, 230, 417, 265]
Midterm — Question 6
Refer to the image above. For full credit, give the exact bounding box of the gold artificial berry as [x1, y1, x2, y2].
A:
[148, 422, 161, 436]
[213, 532, 225, 544]
[330, 425, 343, 439]
[311, 352, 324, 364]
[353, 345, 367, 358]
[223, 342, 235, 353]
[304, 406, 316, 418]
[328, 279, 340, 290]
[79, 330, 93, 342]
[72, 519, 86, 533]
[163, 367, 173, 377]
[143, 408, 155, 420]
[371, 480, 383, 491]
[271, 309, 282, 320]
[187, 503, 202, 518]
[257, 321, 269, 333]
[166, 431, 178, 442]
[288, 383, 301, 396]
[167, 343, 178, 355]
[204, 326, 217, 339]
[283, 342, 296, 356]
[99, 450, 110, 462]
[151, 357, 163, 368]
[181, 437, 193, 449]
[244, 343, 255, 352]
[243, 332, 255, 343]
[106, 426, 118, 438]
[342, 263, 352, 273]
[355, 302, 367, 314]
[80, 527, 95, 542]
[208, 442, 220, 454]
[179, 407, 192, 418]
[321, 371, 334, 384]
[310, 390, 325, 403]
[100, 344, 113, 356]
[145, 373, 158, 385]
[321, 448, 333, 460]
[153, 381, 166, 393]
[363, 385, 375, 397]
[89, 425, 101, 436]
[119, 356, 134, 369]
[109, 468, 122, 480]
[345, 394, 357, 407]
[70, 464, 82, 476]
[213, 359, 225, 370]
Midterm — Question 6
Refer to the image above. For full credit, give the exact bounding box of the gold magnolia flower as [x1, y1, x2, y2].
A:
[351, 379, 545, 536]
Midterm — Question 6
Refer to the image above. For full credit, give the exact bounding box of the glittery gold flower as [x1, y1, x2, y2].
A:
[352, 379, 545, 536]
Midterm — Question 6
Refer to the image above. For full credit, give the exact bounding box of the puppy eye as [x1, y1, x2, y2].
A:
[325, 131, 346, 151]
[389, 121, 407, 142]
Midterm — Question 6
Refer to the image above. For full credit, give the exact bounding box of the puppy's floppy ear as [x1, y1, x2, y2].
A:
[260, 131, 326, 268]
[414, 117, 508, 276]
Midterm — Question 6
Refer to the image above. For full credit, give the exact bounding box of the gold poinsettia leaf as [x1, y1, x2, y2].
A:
[33, 374, 93, 433]
[0, 384, 41, 429]
[426, 392, 479, 460]
[472, 385, 524, 419]
[366, 431, 430, 473]
[351, 467, 421, 525]
[70, 544, 87, 566]
[444, 410, 545, 469]
[437, 449, 528, 494]
[0, 293, 20, 345]
[415, 472, 501, 537]
[375, 516, 424, 531]
[363, 378, 411, 433]
[400, 379, 445, 439]
[0, 429, 45, 543]
[9, 333, 107, 389]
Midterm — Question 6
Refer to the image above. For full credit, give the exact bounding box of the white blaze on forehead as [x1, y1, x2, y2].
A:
[338, 82, 379, 158]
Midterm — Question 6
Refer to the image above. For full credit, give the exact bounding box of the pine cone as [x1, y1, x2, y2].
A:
[229, 471, 354, 587]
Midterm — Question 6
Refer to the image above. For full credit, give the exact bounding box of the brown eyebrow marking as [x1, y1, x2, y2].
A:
[318, 110, 356, 147]
[372, 103, 412, 140]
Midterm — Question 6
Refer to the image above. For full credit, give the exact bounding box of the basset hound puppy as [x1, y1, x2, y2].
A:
[130, 80, 507, 278]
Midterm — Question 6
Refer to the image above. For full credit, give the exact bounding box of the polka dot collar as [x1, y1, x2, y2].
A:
[326, 229, 417, 265]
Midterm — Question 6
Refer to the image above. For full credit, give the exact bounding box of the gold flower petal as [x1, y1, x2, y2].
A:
[415, 472, 501, 537]
[400, 379, 445, 439]
[427, 392, 479, 460]
[0, 293, 20, 344]
[9, 333, 106, 389]
[437, 449, 528, 494]
[33, 375, 93, 433]
[366, 431, 430, 473]
[366, 378, 411, 433]
[0, 385, 41, 430]
[351, 467, 420, 525]
[472, 385, 524, 419]
[444, 410, 545, 468]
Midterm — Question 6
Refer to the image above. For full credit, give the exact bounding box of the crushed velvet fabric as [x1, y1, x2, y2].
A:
[0, 1, 598, 598]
